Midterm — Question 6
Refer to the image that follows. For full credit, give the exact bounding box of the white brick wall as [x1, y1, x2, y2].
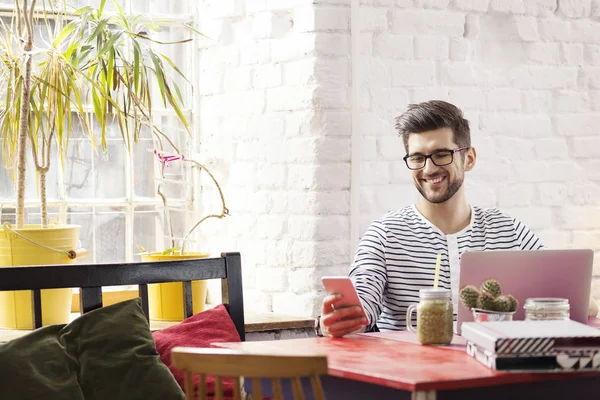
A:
[196, 0, 600, 317]
[360, 1, 600, 302]
[196, 0, 351, 317]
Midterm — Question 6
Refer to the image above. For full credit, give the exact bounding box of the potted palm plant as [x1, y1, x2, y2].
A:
[0, 0, 197, 329]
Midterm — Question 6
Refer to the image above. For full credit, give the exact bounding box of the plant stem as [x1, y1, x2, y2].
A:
[15, 0, 36, 229]
[39, 171, 47, 228]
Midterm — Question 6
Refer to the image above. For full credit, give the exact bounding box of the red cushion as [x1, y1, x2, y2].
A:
[152, 304, 241, 396]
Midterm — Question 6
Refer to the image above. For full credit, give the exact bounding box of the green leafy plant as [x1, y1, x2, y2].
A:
[0, 0, 194, 229]
[459, 279, 518, 313]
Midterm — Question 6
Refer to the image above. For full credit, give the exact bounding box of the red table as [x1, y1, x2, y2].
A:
[216, 330, 600, 400]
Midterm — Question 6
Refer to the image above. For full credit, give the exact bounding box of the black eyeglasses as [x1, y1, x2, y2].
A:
[403, 147, 470, 170]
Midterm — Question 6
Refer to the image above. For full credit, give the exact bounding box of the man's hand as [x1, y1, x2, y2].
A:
[319, 293, 369, 338]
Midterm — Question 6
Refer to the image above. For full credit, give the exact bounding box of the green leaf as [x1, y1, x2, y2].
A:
[161, 247, 180, 255]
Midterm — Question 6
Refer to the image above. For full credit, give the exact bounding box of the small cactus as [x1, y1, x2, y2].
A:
[478, 292, 498, 311]
[480, 279, 502, 298]
[459, 285, 480, 309]
[506, 295, 518, 312]
[494, 296, 511, 312]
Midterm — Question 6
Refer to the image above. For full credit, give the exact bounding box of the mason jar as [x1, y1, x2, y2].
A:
[524, 298, 570, 321]
[406, 288, 453, 345]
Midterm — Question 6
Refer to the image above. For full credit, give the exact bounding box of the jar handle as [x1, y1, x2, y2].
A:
[406, 304, 417, 333]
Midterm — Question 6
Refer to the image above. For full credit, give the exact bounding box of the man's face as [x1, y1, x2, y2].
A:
[406, 127, 475, 204]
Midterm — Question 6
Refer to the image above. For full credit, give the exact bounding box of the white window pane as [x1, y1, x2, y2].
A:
[67, 207, 94, 261]
[94, 206, 126, 263]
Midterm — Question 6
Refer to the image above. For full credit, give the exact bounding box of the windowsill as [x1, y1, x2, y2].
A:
[0, 302, 316, 343]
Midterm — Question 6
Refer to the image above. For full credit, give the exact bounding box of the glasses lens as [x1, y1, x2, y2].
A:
[407, 155, 425, 169]
[431, 151, 453, 166]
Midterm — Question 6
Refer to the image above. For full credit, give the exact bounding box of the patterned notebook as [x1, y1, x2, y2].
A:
[461, 320, 600, 355]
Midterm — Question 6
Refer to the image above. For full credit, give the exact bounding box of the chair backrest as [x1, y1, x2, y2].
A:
[171, 347, 328, 400]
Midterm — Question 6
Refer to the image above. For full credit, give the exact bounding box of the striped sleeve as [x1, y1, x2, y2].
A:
[513, 219, 544, 250]
[349, 220, 387, 330]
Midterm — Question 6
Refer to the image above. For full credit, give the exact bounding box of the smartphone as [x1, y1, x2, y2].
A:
[321, 276, 366, 316]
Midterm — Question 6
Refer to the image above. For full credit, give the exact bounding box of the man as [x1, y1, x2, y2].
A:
[318, 100, 544, 338]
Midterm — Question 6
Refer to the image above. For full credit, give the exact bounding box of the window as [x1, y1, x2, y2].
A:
[0, 0, 197, 263]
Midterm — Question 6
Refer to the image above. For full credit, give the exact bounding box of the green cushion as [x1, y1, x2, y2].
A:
[0, 325, 84, 399]
[62, 298, 184, 400]
[0, 298, 184, 400]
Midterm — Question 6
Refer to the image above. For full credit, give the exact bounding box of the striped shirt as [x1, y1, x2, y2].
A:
[349, 204, 544, 331]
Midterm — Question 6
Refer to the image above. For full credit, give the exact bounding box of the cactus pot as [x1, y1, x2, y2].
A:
[472, 308, 515, 322]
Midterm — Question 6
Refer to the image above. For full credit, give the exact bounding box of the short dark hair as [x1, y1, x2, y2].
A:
[394, 100, 470, 153]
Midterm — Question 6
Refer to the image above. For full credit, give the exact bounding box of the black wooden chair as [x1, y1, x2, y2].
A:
[0, 252, 245, 340]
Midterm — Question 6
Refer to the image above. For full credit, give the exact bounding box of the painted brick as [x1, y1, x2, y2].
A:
[254, 63, 282, 88]
[288, 216, 349, 240]
[294, 7, 350, 32]
[486, 89, 522, 111]
[412, 87, 450, 103]
[553, 114, 600, 136]
[315, 33, 350, 56]
[538, 183, 568, 206]
[534, 139, 569, 159]
[448, 88, 484, 110]
[360, 185, 418, 213]
[538, 19, 571, 42]
[557, 0, 592, 18]
[572, 231, 600, 250]
[562, 43, 584, 65]
[571, 20, 600, 44]
[291, 240, 351, 268]
[556, 207, 600, 230]
[389, 161, 415, 184]
[451, 0, 490, 12]
[373, 34, 413, 59]
[271, 292, 320, 316]
[579, 67, 600, 89]
[391, 10, 465, 37]
[288, 164, 351, 190]
[440, 63, 479, 86]
[571, 137, 600, 158]
[489, 0, 526, 14]
[414, 36, 449, 61]
[538, 230, 572, 249]
[287, 191, 351, 215]
[266, 86, 315, 111]
[415, 0, 451, 8]
[361, 162, 391, 185]
[256, 267, 289, 291]
[224, 66, 253, 91]
[521, 90, 552, 113]
[377, 136, 406, 160]
[290, 265, 348, 295]
[449, 38, 472, 62]
[501, 207, 553, 230]
[508, 67, 578, 89]
[494, 137, 535, 160]
[568, 183, 600, 206]
[497, 184, 535, 207]
[360, 7, 388, 32]
[239, 39, 271, 64]
[391, 62, 436, 86]
[584, 45, 600, 65]
[529, 43, 561, 65]
[553, 91, 591, 112]
[270, 33, 315, 62]
[284, 59, 316, 85]
[524, 0, 559, 16]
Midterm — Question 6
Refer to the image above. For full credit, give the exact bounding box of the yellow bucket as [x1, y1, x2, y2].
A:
[0, 223, 80, 329]
[141, 252, 209, 321]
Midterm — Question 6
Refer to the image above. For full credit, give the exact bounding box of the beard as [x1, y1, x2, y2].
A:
[415, 172, 464, 204]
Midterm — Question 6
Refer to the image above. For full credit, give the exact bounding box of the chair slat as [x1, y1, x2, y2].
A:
[311, 376, 326, 400]
[233, 377, 242, 400]
[272, 378, 284, 400]
[185, 371, 194, 400]
[292, 377, 304, 400]
[253, 378, 263, 400]
[215, 377, 223, 400]
[198, 373, 206, 400]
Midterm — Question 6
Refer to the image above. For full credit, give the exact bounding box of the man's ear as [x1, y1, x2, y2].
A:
[464, 147, 476, 171]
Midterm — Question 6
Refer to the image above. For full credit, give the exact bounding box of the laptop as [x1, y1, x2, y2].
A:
[456, 249, 594, 335]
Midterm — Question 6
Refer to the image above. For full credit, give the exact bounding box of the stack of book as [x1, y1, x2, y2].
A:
[461, 320, 600, 372]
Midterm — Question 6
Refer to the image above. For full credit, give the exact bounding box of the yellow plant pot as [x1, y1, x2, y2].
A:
[0, 224, 81, 330]
[141, 252, 210, 321]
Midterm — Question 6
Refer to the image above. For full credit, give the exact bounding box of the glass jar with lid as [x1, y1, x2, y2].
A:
[406, 288, 453, 345]
[524, 298, 570, 321]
